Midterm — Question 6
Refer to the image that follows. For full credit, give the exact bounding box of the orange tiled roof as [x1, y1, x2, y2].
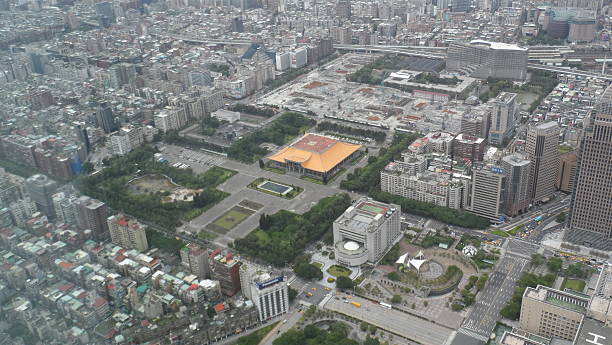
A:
[268, 134, 361, 173]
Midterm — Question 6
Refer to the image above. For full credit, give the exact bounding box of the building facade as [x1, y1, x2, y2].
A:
[526, 122, 560, 204]
[180, 244, 210, 279]
[25, 174, 58, 219]
[489, 92, 518, 147]
[333, 198, 401, 266]
[501, 153, 531, 216]
[107, 214, 148, 252]
[447, 40, 528, 80]
[519, 285, 588, 341]
[468, 165, 506, 221]
[566, 86, 612, 250]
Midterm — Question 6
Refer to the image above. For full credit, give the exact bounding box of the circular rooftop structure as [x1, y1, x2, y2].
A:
[344, 241, 360, 251]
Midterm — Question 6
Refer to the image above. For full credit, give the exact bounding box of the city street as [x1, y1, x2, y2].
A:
[453, 254, 528, 344]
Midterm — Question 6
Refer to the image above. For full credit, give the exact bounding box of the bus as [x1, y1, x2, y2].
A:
[380, 302, 392, 310]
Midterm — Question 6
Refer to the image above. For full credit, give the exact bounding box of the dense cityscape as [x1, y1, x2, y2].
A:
[0, 0, 611, 344]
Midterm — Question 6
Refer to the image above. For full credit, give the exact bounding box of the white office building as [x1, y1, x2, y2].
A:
[240, 265, 288, 322]
[333, 198, 401, 266]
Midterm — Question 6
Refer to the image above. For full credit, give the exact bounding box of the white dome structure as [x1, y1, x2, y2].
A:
[344, 241, 360, 251]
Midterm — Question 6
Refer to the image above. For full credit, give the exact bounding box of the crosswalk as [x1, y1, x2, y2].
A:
[457, 327, 488, 342]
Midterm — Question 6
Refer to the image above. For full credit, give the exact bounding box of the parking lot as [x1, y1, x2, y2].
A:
[324, 295, 453, 345]
[160, 145, 226, 172]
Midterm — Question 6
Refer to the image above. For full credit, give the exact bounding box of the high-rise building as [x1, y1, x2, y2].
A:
[95, 104, 117, 134]
[526, 122, 560, 204]
[240, 265, 288, 322]
[107, 214, 149, 251]
[489, 92, 518, 147]
[52, 192, 78, 225]
[8, 198, 37, 226]
[519, 285, 588, 341]
[501, 153, 531, 217]
[95, 1, 115, 27]
[447, 41, 528, 80]
[565, 87, 612, 250]
[556, 151, 577, 193]
[335, 0, 351, 18]
[333, 198, 401, 266]
[210, 249, 241, 296]
[180, 244, 210, 278]
[73, 122, 91, 153]
[230, 17, 244, 32]
[25, 174, 58, 219]
[468, 164, 505, 221]
[450, 0, 470, 12]
[75, 196, 109, 238]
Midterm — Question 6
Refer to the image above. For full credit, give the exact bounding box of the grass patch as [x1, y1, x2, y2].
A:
[491, 230, 510, 238]
[353, 275, 365, 285]
[301, 176, 325, 184]
[561, 278, 586, 292]
[212, 209, 250, 230]
[248, 177, 303, 199]
[327, 265, 352, 277]
[263, 166, 286, 174]
[508, 225, 524, 236]
[232, 322, 279, 345]
[198, 231, 217, 240]
[312, 262, 323, 269]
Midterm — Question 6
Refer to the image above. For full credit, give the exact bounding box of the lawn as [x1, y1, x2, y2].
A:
[312, 262, 323, 269]
[507, 225, 524, 236]
[212, 209, 250, 230]
[327, 265, 352, 277]
[491, 230, 510, 238]
[232, 322, 279, 345]
[561, 278, 586, 292]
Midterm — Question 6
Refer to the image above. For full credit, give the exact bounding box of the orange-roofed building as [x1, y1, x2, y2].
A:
[266, 133, 362, 181]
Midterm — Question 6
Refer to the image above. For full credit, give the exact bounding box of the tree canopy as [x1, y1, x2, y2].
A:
[227, 112, 315, 163]
[234, 194, 352, 266]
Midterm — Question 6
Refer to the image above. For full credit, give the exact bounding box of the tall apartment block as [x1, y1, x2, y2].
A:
[447, 40, 528, 80]
[566, 86, 612, 250]
[526, 122, 560, 204]
[556, 151, 577, 193]
[180, 243, 210, 279]
[501, 153, 531, 217]
[210, 249, 241, 296]
[75, 196, 109, 239]
[25, 174, 58, 219]
[107, 214, 148, 252]
[240, 265, 288, 322]
[468, 164, 505, 221]
[519, 285, 588, 341]
[333, 198, 401, 266]
[489, 92, 518, 147]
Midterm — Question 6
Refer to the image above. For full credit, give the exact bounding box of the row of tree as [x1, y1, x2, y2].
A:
[500, 272, 556, 320]
[340, 132, 420, 193]
[233, 194, 352, 266]
[163, 130, 227, 153]
[227, 112, 316, 163]
[229, 104, 276, 117]
[273, 323, 359, 345]
[316, 121, 386, 143]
